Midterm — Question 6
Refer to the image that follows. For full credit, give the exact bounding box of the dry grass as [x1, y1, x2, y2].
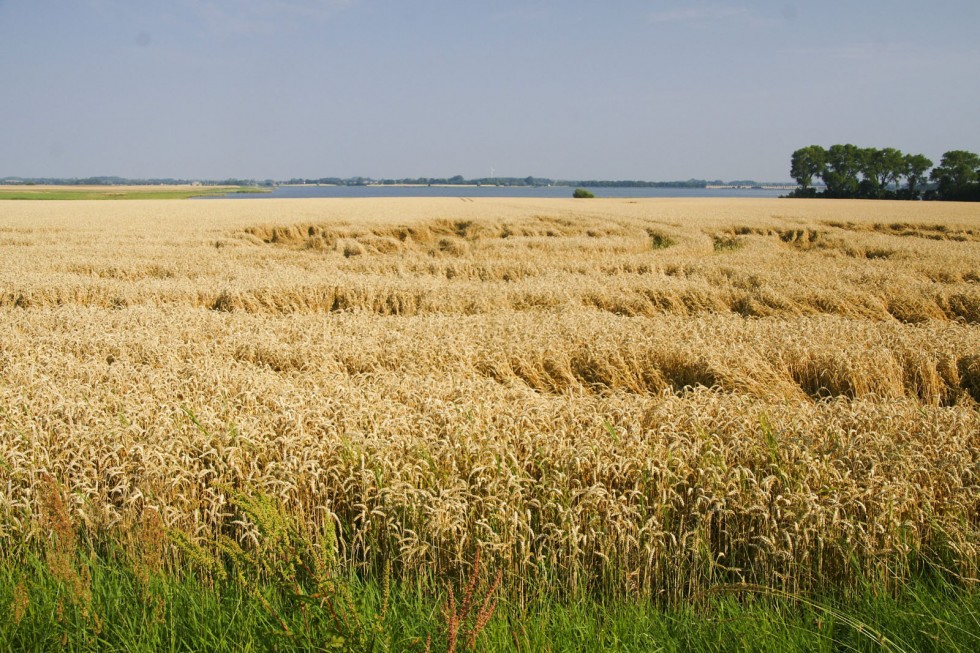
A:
[1, 197, 978, 601]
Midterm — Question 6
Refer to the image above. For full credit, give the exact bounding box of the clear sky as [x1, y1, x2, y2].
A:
[2, 0, 978, 181]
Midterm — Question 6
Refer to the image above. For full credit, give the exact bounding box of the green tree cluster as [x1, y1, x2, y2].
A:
[789, 145, 980, 201]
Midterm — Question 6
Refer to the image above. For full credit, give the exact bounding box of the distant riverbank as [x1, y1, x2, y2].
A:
[198, 185, 789, 200]
[0, 185, 260, 200]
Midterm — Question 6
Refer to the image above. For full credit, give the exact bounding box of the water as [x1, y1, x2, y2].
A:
[201, 185, 790, 200]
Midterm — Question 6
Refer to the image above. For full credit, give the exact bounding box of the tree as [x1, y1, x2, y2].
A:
[902, 154, 933, 200]
[930, 150, 980, 200]
[572, 188, 594, 198]
[790, 145, 826, 196]
[821, 144, 863, 198]
[862, 147, 904, 198]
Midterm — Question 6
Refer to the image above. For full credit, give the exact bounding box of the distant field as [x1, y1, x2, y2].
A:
[0, 184, 264, 200]
[1, 197, 978, 648]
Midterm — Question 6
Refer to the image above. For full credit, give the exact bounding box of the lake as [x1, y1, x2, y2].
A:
[201, 185, 791, 200]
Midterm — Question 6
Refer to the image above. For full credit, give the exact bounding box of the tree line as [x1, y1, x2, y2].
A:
[790, 145, 980, 201]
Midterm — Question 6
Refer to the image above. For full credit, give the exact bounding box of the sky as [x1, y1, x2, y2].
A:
[1, 0, 978, 182]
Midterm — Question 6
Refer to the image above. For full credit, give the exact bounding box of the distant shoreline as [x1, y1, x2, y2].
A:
[706, 184, 797, 190]
[0, 184, 264, 200]
[0, 183, 792, 201]
[280, 183, 492, 188]
[3, 177, 796, 189]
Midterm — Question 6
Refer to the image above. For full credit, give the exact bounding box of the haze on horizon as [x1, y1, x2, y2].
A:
[1, 0, 978, 183]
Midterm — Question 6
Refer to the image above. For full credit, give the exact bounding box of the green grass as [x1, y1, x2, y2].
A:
[5, 484, 977, 651]
[0, 186, 267, 200]
[2, 551, 978, 652]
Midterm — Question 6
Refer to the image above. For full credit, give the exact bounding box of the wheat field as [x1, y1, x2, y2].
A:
[1, 197, 978, 602]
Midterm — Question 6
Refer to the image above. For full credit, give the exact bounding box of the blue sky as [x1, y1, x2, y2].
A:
[1, 0, 978, 181]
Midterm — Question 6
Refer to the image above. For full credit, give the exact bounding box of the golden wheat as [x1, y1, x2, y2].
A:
[1, 197, 978, 600]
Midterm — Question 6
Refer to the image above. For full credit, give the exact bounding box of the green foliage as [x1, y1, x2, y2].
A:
[572, 188, 595, 198]
[930, 150, 980, 200]
[863, 147, 905, 198]
[821, 144, 864, 198]
[903, 153, 933, 199]
[788, 144, 980, 201]
[7, 435, 980, 650]
[790, 145, 826, 192]
[2, 556, 978, 652]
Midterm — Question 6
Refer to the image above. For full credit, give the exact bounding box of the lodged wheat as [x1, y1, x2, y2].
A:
[1, 197, 978, 601]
